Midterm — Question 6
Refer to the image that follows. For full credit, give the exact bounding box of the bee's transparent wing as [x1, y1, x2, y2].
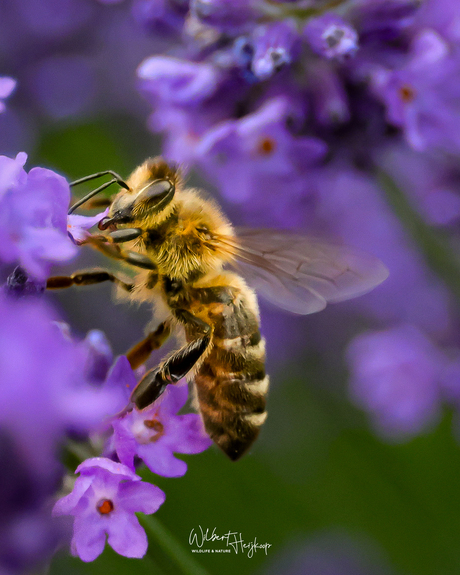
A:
[222, 228, 389, 315]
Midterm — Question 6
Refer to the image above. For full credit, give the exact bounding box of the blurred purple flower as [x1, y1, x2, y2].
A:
[263, 531, 395, 575]
[12, 0, 94, 40]
[250, 20, 300, 80]
[138, 55, 222, 105]
[80, 329, 114, 385]
[0, 293, 127, 573]
[0, 152, 76, 279]
[5, 265, 46, 298]
[307, 61, 350, 126]
[133, 0, 189, 35]
[190, 0, 257, 32]
[371, 29, 460, 153]
[53, 457, 165, 561]
[411, 0, 460, 45]
[313, 164, 454, 337]
[0, 296, 125, 477]
[304, 14, 359, 60]
[0, 430, 61, 575]
[107, 359, 211, 477]
[378, 142, 460, 226]
[347, 324, 445, 439]
[67, 207, 110, 245]
[0, 76, 16, 113]
[196, 96, 327, 202]
[351, 0, 420, 39]
[29, 55, 97, 120]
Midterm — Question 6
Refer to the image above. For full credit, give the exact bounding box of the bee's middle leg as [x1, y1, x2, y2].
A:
[46, 269, 134, 292]
[126, 320, 172, 370]
[130, 310, 211, 410]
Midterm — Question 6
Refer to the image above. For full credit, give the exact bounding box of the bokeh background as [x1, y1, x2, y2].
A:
[3, 1, 460, 574]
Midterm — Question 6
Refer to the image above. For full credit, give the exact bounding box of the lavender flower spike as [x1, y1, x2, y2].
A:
[53, 458, 165, 562]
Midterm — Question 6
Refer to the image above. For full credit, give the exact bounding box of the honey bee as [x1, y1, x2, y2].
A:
[49, 157, 388, 460]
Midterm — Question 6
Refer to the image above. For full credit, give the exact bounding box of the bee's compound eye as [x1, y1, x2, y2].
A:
[137, 179, 175, 206]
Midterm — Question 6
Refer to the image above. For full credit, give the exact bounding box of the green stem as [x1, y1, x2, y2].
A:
[139, 515, 212, 575]
[377, 170, 460, 304]
[262, 0, 350, 20]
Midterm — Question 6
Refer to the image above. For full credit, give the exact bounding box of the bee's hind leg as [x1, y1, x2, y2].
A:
[130, 311, 211, 410]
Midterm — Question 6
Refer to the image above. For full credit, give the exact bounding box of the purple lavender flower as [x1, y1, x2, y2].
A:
[30, 55, 97, 120]
[190, 0, 257, 32]
[80, 329, 114, 385]
[0, 296, 125, 476]
[5, 265, 46, 298]
[371, 29, 460, 153]
[378, 142, 460, 226]
[412, 0, 460, 44]
[304, 14, 359, 60]
[67, 207, 110, 245]
[53, 458, 165, 561]
[138, 55, 222, 106]
[0, 430, 61, 575]
[347, 324, 445, 439]
[351, 0, 420, 39]
[250, 20, 301, 80]
[0, 153, 76, 279]
[307, 61, 350, 126]
[312, 164, 454, 337]
[0, 293, 128, 573]
[133, 0, 189, 35]
[13, 0, 94, 41]
[0, 76, 16, 113]
[107, 358, 211, 477]
[196, 96, 327, 202]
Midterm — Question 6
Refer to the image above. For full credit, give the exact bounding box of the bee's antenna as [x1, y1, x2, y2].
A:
[68, 171, 130, 215]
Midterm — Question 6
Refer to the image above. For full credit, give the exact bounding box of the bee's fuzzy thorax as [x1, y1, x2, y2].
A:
[141, 188, 236, 281]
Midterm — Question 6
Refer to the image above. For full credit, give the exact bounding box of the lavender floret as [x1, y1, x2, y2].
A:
[0, 153, 76, 279]
[304, 14, 359, 60]
[53, 458, 165, 561]
[106, 357, 211, 477]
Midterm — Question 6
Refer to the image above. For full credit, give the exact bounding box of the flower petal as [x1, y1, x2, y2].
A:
[107, 513, 148, 558]
[163, 414, 212, 454]
[71, 514, 106, 562]
[137, 443, 188, 477]
[76, 457, 139, 481]
[52, 475, 93, 516]
[118, 481, 166, 515]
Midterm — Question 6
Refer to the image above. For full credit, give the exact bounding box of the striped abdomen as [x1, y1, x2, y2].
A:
[193, 287, 269, 461]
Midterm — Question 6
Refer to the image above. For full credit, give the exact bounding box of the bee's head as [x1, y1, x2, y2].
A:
[103, 158, 180, 229]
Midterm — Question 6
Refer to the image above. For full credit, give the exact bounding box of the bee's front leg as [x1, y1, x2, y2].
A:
[84, 235, 157, 271]
[130, 311, 211, 410]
